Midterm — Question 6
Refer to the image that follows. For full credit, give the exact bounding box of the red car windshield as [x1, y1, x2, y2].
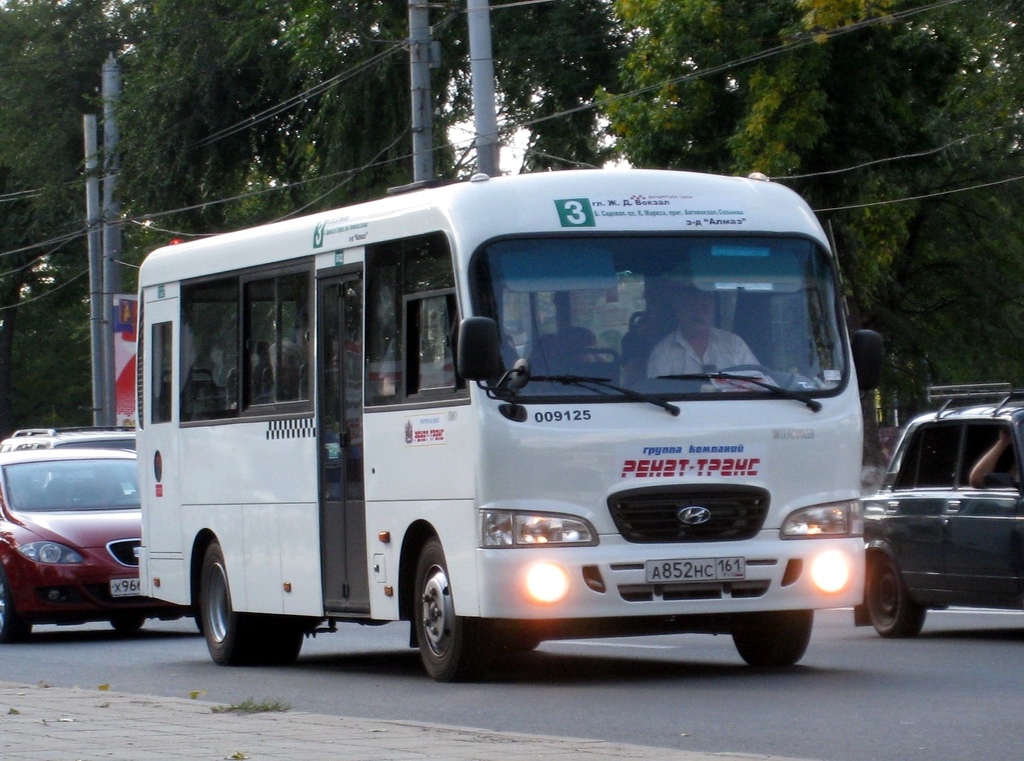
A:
[2, 459, 140, 512]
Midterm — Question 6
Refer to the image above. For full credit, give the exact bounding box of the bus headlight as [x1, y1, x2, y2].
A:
[781, 500, 862, 538]
[525, 562, 570, 604]
[810, 550, 851, 593]
[480, 510, 596, 547]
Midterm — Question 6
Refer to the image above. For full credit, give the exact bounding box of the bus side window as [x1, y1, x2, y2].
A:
[151, 321, 173, 424]
[366, 232, 465, 406]
[243, 270, 311, 407]
[406, 292, 459, 395]
[180, 277, 238, 422]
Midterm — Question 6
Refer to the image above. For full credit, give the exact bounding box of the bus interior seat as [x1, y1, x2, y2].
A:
[621, 310, 673, 383]
[531, 328, 620, 381]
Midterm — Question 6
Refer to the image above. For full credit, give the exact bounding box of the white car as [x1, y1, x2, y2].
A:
[0, 428, 135, 453]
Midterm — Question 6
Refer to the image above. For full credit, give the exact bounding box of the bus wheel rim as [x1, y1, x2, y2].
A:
[420, 564, 453, 657]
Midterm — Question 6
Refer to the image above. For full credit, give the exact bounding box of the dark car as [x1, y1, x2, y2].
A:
[856, 390, 1024, 637]
[0, 448, 186, 641]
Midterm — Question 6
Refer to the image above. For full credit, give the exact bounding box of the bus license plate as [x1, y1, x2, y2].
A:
[645, 557, 746, 583]
[110, 577, 141, 598]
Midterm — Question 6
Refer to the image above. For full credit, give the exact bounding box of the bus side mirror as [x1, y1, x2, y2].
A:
[457, 317, 503, 382]
[851, 329, 883, 391]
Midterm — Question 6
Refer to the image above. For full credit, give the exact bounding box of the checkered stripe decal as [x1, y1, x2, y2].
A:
[266, 417, 316, 440]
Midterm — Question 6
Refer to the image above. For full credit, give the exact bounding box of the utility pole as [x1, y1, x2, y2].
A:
[83, 115, 106, 426]
[467, 0, 500, 177]
[101, 53, 122, 426]
[408, 0, 434, 183]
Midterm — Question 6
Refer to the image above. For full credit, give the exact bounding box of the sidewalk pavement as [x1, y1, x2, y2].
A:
[0, 680, 820, 761]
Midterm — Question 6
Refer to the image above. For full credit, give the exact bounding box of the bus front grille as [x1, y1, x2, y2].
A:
[608, 486, 769, 543]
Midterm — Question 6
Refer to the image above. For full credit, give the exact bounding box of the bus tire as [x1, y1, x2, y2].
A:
[865, 553, 926, 638]
[414, 537, 489, 682]
[732, 609, 813, 667]
[109, 613, 146, 633]
[200, 541, 260, 665]
[254, 616, 305, 666]
[0, 565, 31, 644]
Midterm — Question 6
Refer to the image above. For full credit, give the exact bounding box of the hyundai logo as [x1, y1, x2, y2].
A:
[678, 505, 712, 526]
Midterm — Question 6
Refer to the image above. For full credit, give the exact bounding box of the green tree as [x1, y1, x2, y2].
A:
[0, 0, 626, 430]
[491, 0, 626, 171]
[605, 0, 1024, 418]
[0, 0, 122, 435]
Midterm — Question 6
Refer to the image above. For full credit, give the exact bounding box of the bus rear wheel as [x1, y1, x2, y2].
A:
[200, 541, 303, 666]
[110, 614, 146, 633]
[414, 537, 490, 682]
[732, 609, 813, 667]
[0, 566, 31, 644]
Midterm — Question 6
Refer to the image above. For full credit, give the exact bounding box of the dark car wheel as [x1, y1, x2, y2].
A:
[866, 552, 926, 638]
[0, 565, 32, 643]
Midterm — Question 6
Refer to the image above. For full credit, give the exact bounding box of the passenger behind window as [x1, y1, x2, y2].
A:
[968, 428, 1019, 488]
[250, 341, 274, 404]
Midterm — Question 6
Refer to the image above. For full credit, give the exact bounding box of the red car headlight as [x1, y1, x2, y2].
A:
[18, 541, 84, 564]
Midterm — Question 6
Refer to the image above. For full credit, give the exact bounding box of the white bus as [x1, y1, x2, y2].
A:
[136, 169, 881, 681]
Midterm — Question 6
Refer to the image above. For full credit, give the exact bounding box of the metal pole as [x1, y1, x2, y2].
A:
[101, 53, 122, 427]
[467, 0, 500, 177]
[84, 114, 105, 426]
[409, 0, 434, 183]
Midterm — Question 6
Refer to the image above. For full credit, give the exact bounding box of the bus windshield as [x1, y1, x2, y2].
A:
[471, 235, 846, 400]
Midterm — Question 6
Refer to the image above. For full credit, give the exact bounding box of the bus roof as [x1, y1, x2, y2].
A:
[138, 169, 828, 287]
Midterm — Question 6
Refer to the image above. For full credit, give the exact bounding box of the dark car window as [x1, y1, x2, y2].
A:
[962, 423, 1018, 489]
[2, 460, 140, 512]
[894, 424, 961, 490]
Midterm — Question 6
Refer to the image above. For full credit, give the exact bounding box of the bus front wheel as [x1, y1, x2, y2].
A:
[414, 537, 490, 682]
[732, 609, 813, 667]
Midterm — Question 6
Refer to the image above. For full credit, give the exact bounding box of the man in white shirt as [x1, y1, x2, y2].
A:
[646, 284, 757, 377]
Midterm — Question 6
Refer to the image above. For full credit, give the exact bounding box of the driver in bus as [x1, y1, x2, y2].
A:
[646, 282, 758, 377]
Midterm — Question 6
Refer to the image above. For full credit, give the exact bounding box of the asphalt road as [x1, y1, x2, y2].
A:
[2, 607, 1022, 761]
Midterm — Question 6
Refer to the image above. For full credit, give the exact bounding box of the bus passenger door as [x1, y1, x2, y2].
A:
[137, 287, 185, 602]
[318, 275, 369, 614]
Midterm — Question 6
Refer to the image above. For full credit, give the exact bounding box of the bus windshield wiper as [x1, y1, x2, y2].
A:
[656, 372, 822, 412]
[531, 375, 680, 416]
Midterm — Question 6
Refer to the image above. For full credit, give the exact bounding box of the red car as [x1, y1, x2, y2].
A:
[0, 448, 186, 641]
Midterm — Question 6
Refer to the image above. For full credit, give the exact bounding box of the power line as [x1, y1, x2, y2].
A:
[0, 0, 994, 253]
[0, 227, 88, 261]
[0, 267, 88, 311]
[815, 173, 1024, 213]
[195, 43, 408, 149]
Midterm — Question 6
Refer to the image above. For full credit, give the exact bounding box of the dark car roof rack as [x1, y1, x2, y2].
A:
[927, 383, 1024, 419]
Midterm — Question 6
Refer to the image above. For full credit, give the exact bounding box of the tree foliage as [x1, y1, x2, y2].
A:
[0, 0, 622, 434]
[0, 0, 1021, 436]
[605, 0, 1024, 416]
[0, 0, 121, 431]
